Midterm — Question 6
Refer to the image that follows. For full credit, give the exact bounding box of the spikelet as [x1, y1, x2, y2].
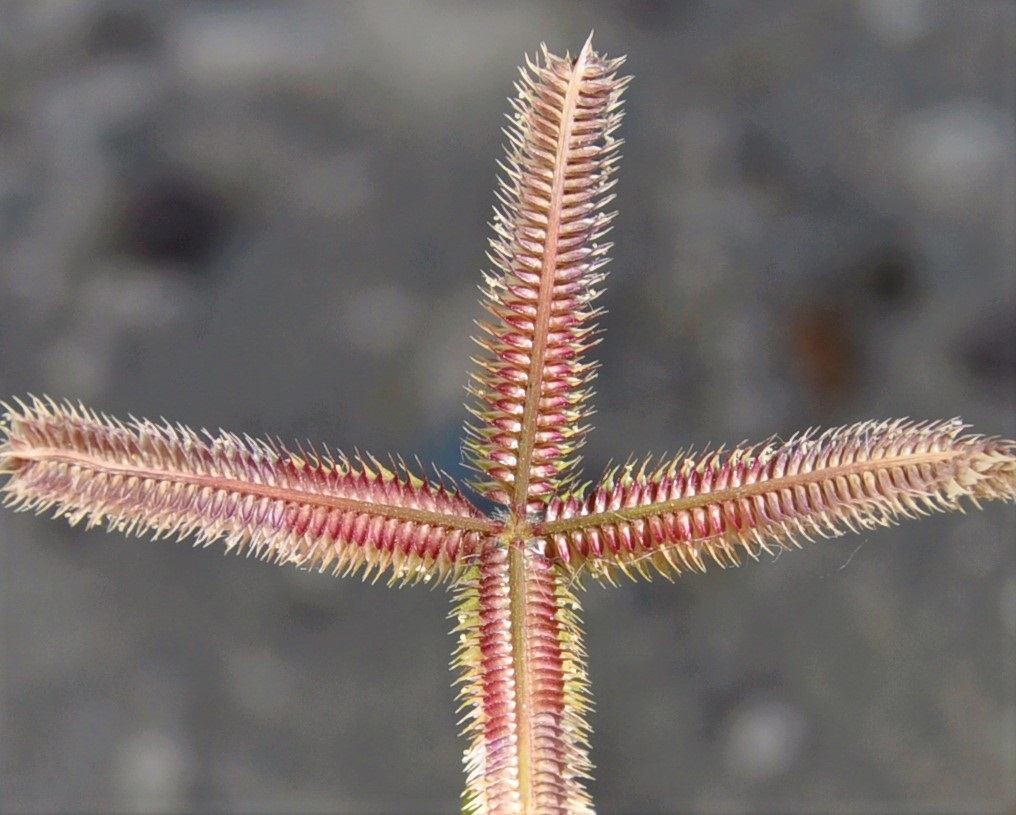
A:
[0, 396, 494, 585]
[464, 35, 629, 515]
[542, 419, 1016, 582]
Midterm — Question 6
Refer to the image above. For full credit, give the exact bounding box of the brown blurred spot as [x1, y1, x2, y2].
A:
[789, 304, 858, 406]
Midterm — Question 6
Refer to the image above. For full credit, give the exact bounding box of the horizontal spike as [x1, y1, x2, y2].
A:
[539, 419, 1016, 583]
[0, 397, 496, 586]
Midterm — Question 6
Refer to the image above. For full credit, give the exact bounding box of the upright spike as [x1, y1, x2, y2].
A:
[464, 36, 629, 516]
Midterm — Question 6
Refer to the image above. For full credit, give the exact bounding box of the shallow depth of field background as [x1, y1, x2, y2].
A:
[1, 2, 1013, 813]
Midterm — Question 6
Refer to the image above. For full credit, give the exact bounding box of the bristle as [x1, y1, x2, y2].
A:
[0, 396, 495, 585]
[540, 419, 1016, 581]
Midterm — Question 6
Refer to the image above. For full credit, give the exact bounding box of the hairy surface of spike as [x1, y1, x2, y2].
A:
[0, 397, 493, 584]
[465, 38, 629, 514]
[453, 543, 593, 814]
[540, 419, 1016, 581]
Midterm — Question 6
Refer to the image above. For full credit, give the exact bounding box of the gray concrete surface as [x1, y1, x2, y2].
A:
[1, 2, 1013, 813]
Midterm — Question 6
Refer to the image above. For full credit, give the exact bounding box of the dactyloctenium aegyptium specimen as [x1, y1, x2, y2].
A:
[2, 36, 1013, 814]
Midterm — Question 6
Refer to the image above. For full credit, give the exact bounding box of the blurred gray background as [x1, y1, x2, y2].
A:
[1, 1, 1013, 813]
